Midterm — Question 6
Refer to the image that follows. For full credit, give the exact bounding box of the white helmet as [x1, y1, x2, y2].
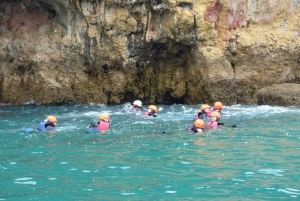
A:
[133, 100, 142, 107]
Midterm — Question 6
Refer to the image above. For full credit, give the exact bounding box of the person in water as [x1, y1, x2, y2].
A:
[195, 104, 210, 120]
[205, 112, 224, 129]
[208, 101, 223, 117]
[188, 119, 205, 133]
[37, 115, 57, 131]
[89, 113, 110, 131]
[132, 100, 143, 111]
[143, 105, 158, 117]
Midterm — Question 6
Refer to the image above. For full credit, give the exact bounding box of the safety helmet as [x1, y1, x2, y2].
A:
[46, 115, 57, 123]
[214, 101, 223, 109]
[148, 105, 158, 113]
[200, 104, 210, 111]
[194, 119, 205, 129]
[99, 113, 110, 121]
[133, 100, 142, 107]
[211, 112, 221, 119]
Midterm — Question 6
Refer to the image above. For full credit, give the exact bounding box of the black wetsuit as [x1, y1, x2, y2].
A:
[197, 112, 207, 119]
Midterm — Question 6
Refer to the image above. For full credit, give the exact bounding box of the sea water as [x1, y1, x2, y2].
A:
[0, 103, 300, 200]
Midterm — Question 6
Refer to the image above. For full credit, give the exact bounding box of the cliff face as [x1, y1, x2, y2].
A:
[0, 0, 299, 105]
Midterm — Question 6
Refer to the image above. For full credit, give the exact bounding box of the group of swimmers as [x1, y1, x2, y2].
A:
[36, 100, 227, 134]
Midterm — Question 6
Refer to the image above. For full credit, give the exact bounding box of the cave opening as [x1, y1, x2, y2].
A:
[162, 92, 184, 105]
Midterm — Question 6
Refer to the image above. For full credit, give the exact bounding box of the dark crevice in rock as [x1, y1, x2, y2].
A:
[163, 91, 184, 104]
[177, 2, 193, 10]
[38, 1, 57, 19]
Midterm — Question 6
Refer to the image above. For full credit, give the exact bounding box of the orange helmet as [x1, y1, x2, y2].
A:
[214, 101, 223, 109]
[194, 119, 205, 129]
[200, 104, 210, 111]
[211, 112, 221, 119]
[99, 113, 110, 121]
[46, 115, 57, 123]
[148, 105, 158, 113]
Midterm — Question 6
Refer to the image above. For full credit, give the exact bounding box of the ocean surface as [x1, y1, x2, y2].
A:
[0, 103, 300, 200]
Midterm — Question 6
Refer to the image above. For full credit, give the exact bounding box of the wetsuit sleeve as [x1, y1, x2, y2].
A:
[89, 122, 96, 128]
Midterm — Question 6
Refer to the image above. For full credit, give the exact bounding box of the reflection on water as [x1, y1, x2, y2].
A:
[0, 103, 300, 200]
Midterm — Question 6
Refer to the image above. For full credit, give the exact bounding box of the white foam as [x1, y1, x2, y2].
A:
[121, 193, 136, 195]
[257, 169, 286, 176]
[49, 178, 57, 180]
[15, 181, 36, 185]
[166, 191, 177, 193]
[15, 177, 32, 181]
[120, 166, 131, 169]
[278, 189, 300, 195]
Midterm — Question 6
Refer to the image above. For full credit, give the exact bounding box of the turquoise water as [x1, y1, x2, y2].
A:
[0, 103, 300, 200]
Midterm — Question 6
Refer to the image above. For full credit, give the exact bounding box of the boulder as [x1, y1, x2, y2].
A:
[257, 83, 300, 106]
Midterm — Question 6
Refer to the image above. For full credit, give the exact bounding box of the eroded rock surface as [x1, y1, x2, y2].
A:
[0, 0, 299, 105]
[257, 83, 300, 106]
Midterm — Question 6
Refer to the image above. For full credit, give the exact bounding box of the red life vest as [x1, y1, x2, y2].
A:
[143, 112, 151, 116]
[206, 121, 218, 129]
[96, 121, 110, 131]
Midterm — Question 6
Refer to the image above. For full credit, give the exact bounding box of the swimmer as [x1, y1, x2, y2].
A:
[143, 105, 158, 117]
[208, 101, 223, 117]
[195, 104, 210, 120]
[37, 115, 57, 131]
[132, 100, 143, 111]
[89, 113, 110, 131]
[205, 112, 224, 129]
[187, 119, 205, 133]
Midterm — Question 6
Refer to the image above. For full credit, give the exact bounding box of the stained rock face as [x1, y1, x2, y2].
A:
[257, 83, 300, 106]
[0, 0, 299, 105]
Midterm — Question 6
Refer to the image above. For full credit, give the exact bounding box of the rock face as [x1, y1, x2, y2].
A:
[257, 83, 300, 106]
[0, 0, 300, 105]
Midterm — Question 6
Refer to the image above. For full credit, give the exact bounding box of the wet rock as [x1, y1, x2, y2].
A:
[257, 83, 300, 106]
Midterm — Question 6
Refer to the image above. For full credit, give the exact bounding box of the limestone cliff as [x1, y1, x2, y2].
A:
[0, 0, 299, 105]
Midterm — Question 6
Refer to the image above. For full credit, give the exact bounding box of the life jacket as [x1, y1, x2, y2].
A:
[37, 122, 46, 131]
[206, 121, 219, 129]
[143, 112, 157, 117]
[207, 109, 221, 117]
[96, 121, 110, 131]
[187, 126, 203, 133]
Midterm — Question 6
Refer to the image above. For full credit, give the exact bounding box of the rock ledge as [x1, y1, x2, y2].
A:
[257, 84, 300, 106]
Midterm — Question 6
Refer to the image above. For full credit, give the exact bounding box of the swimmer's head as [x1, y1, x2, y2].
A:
[148, 105, 158, 113]
[99, 113, 110, 122]
[211, 112, 221, 120]
[194, 119, 205, 129]
[213, 101, 223, 110]
[200, 104, 210, 112]
[46, 115, 57, 123]
[133, 100, 142, 108]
